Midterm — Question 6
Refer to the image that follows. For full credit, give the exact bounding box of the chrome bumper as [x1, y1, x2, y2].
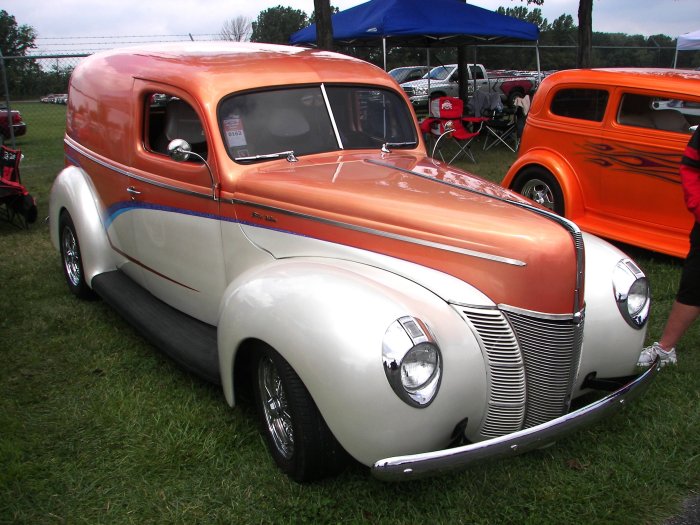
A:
[372, 359, 659, 481]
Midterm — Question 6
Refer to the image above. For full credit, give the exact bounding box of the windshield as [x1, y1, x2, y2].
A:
[219, 85, 417, 162]
[426, 65, 455, 81]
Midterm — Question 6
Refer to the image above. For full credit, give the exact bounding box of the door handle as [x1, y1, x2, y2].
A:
[126, 186, 141, 199]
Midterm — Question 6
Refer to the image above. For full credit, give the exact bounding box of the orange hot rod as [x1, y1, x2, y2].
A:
[504, 68, 700, 259]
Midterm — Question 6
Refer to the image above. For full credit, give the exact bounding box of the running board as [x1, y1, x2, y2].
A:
[91, 270, 220, 384]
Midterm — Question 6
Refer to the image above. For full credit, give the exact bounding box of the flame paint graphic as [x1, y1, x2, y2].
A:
[580, 141, 682, 184]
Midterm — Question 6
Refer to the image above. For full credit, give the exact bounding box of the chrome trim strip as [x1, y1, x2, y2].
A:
[320, 83, 343, 149]
[498, 303, 583, 322]
[368, 159, 585, 317]
[371, 358, 659, 481]
[231, 198, 526, 266]
[65, 137, 214, 200]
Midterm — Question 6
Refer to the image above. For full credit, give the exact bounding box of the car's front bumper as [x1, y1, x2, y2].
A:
[408, 95, 428, 107]
[372, 359, 659, 481]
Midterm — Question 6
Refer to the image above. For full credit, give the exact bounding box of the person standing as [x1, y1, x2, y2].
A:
[638, 126, 700, 367]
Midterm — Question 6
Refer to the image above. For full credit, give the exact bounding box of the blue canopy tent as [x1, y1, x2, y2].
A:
[290, 0, 540, 70]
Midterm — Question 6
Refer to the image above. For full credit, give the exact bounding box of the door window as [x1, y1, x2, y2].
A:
[144, 93, 208, 161]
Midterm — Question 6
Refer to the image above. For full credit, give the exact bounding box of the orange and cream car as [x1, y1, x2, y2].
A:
[50, 43, 657, 482]
[503, 68, 700, 258]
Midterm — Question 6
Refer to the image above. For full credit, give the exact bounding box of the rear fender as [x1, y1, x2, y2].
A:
[49, 165, 115, 287]
[504, 149, 585, 218]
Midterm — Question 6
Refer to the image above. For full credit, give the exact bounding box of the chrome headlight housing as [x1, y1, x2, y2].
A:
[382, 316, 442, 407]
[413, 86, 428, 96]
[613, 259, 650, 329]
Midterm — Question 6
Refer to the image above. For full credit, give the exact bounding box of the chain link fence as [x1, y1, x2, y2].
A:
[0, 42, 684, 149]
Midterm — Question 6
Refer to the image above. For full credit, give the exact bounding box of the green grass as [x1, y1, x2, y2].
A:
[1, 104, 698, 524]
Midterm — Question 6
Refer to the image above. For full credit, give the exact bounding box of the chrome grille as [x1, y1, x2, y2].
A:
[460, 306, 584, 439]
[460, 307, 525, 439]
[505, 311, 584, 428]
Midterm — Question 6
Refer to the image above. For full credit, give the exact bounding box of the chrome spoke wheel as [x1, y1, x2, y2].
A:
[258, 356, 294, 460]
[61, 225, 82, 287]
[520, 178, 555, 211]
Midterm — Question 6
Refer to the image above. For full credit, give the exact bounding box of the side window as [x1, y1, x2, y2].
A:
[550, 88, 609, 122]
[618, 93, 694, 134]
[144, 93, 207, 161]
[469, 65, 485, 80]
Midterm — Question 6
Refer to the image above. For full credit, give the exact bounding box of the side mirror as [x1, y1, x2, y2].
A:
[167, 138, 193, 162]
[165, 139, 219, 201]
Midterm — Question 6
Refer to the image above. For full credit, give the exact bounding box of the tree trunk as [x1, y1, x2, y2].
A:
[577, 0, 593, 67]
[314, 0, 334, 51]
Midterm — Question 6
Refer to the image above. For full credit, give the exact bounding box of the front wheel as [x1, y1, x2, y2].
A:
[512, 168, 565, 215]
[59, 211, 95, 299]
[252, 345, 347, 482]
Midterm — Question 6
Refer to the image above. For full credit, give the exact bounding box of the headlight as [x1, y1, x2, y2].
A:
[613, 259, 650, 329]
[413, 86, 428, 96]
[382, 316, 442, 407]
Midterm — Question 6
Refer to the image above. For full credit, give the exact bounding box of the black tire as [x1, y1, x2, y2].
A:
[59, 210, 95, 299]
[512, 167, 565, 216]
[507, 88, 525, 107]
[252, 345, 347, 482]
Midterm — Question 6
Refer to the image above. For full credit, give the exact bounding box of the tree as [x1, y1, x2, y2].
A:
[313, 0, 334, 51]
[511, 0, 592, 67]
[0, 10, 39, 98]
[577, 0, 592, 67]
[220, 15, 251, 42]
[0, 10, 36, 57]
[250, 6, 308, 45]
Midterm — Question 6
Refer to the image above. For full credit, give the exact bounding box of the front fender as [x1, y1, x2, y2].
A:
[576, 233, 648, 391]
[503, 148, 585, 219]
[49, 165, 116, 287]
[217, 258, 488, 466]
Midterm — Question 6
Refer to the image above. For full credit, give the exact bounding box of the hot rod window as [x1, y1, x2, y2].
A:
[219, 85, 417, 162]
[550, 88, 608, 122]
[145, 93, 207, 161]
[618, 93, 695, 134]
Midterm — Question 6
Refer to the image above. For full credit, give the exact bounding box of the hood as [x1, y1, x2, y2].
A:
[230, 152, 582, 315]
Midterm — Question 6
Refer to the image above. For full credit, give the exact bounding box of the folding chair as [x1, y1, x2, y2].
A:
[420, 97, 486, 164]
[0, 145, 37, 228]
[481, 91, 518, 153]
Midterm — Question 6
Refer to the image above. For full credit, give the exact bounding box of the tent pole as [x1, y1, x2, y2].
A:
[673, 49, 678, 68]
[383, 38, 387, 70]
[536, 41, 542, 86]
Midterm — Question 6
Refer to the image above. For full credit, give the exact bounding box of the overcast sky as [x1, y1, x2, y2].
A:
[6, 0, 700, 54]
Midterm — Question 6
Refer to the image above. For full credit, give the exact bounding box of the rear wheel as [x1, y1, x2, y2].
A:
[252, 345, 347, 482]
[59, 211, 95, 299]
[512, 167, 565, 215]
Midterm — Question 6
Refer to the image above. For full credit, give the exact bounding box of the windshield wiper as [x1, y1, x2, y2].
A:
[235, 150, 298, 163]
[381, 141, 418, 153]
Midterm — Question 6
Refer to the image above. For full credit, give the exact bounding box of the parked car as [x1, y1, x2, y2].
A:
[400, 63, 537, 108]
[49, 43, 657, 482]
[503, 68, 700, 259]
[0, 105, 27, 142]
[388, 65, 431, 84]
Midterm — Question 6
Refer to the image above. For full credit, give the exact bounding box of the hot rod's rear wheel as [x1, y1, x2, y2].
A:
[512, 167, 565, 215]
[59, 210, 95, 300]
[252, 345, 347, 482]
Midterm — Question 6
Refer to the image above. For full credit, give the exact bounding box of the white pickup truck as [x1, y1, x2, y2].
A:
[400, 63, 537, 109]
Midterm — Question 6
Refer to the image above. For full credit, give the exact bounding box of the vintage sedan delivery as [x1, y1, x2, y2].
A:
[50, 43, 658, 482]
[503, 68, 700, 258]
